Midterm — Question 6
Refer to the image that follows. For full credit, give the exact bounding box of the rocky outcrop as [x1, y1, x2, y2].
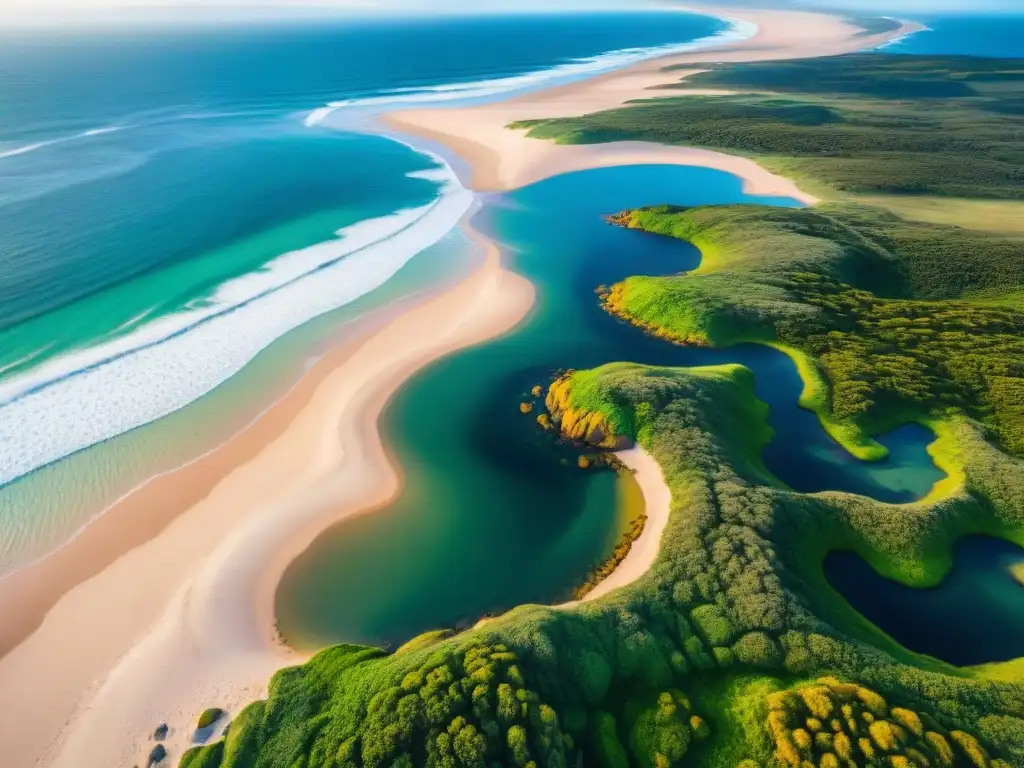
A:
[545, 374, 632, 450]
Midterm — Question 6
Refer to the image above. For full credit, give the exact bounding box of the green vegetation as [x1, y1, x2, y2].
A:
[511, 55, 1024, 202]
[181, 53, 1024, 767]
[766, 677, 1011, 767]
[184, 362, 1024, 767]
[197, 708, 226, 730]
[605, 204, 1024, 458]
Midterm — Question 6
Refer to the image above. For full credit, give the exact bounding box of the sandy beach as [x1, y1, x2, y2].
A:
[0, 234, 533, 768]
[386, 7, 920, 199]
[0, 6, 915, 768]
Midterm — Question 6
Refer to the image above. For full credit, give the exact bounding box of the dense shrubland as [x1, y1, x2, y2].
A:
[184, 362, 1024, 767]
[510, 55, 1024, 201]
[765, 678, 1012, 768]
[604, 205, 1024, 457]
[181, 54, 1024, 767]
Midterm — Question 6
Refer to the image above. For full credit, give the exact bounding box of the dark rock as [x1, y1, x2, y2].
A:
[153, 723, 168, 741]
[148, 743, 167, 767]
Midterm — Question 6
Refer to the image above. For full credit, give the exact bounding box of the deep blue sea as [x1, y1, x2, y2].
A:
[0, 11, 744, 571]
[885, 13, 1024, 58]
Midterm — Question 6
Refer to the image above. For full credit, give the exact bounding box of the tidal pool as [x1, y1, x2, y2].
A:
[826, 537, 1024, 666]
[277, 164, 945, 650]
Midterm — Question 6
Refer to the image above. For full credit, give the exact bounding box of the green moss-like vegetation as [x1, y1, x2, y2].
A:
[182, 53, 1024, 768]
[197, 708, 226, 730]
[511, 54, 1024, 201]
[605, 204, 1024, 458]
[183, 361, 1024, 767]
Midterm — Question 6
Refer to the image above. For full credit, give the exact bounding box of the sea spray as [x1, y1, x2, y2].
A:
[0, 155, 472, 486]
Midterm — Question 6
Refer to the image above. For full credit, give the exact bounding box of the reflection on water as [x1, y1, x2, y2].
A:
[826, 536, 1024, 666]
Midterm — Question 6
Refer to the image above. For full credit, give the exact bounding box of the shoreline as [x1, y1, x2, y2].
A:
[0, 7, 916, 768]
[0, 225, 534, 768]
[385, 7, 921, 197]
[561, 447, 672, 609]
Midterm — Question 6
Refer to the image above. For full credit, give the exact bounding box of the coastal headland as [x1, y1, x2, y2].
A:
[0, 7, 920, 768]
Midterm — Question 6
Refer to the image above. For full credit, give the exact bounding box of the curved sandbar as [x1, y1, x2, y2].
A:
[385, 6, 921, 199]
[0, 7, 918, 768]
[562, 447, 672, 607]
[0, 232, 533, 768]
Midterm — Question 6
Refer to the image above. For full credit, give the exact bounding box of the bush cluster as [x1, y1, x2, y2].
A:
[512, 54, 1024, 200]
[183, 643, 573, 768]
[766, 677, 1011, 768]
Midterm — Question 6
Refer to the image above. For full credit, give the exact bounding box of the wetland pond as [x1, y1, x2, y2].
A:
[826, 537, 1024, 666]
[277, 164, 946, 650]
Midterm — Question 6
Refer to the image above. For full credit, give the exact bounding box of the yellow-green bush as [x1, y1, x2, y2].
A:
[766, 678, 999, 767]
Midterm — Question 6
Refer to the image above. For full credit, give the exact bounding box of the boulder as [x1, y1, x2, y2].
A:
[148, 744, 166, 767]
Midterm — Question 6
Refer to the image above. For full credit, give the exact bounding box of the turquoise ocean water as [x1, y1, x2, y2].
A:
[884, 13, 1024, 58]
[0, 11, 743, 573]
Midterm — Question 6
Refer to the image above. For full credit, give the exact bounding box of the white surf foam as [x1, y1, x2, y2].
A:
[872, 20, 930, 51]
[0, 149, 470, 486]
[0, 125, 124, 161]
[0, 12, 755, 485]
[304, 16, 757, 127]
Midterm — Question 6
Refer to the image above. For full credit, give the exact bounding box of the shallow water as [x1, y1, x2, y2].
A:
[277, 164, 945, 650]
[825, 537, 1024, 666]
[0, 11, 735, 571]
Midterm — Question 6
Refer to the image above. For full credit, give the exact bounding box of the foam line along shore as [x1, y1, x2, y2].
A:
[0, 7, 916, 768]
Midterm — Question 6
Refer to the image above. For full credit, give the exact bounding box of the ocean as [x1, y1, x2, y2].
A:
[884, 12, 1024, 58]
[0, 11, 746, 572]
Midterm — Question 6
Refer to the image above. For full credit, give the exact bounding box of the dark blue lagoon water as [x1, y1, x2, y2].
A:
[826, 538, 1024, 666]
[0, 11, 742, 569]
[278, 164, 945, 649]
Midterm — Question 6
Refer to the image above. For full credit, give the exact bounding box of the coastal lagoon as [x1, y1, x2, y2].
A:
[0, 11, 736, 573]
[277, 164, 945, 649]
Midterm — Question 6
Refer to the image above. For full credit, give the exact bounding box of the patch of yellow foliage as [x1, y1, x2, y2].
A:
[765, 677, 1005, 767]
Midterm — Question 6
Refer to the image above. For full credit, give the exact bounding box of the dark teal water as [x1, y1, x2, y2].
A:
[886, 14, 1024, 58]
[277, 164, 944, 650]
[826, 537, 1024, 666]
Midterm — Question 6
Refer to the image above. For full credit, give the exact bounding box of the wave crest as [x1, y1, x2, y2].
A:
[0, 147, 471, 486]
[304, 16, 757, 127]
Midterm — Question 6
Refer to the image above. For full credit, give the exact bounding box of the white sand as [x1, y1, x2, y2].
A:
[558, 447, 672, 609]
[386, 7, 921, 200]
[0, 6, 917, 767]
[0, 237, 533, 768]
